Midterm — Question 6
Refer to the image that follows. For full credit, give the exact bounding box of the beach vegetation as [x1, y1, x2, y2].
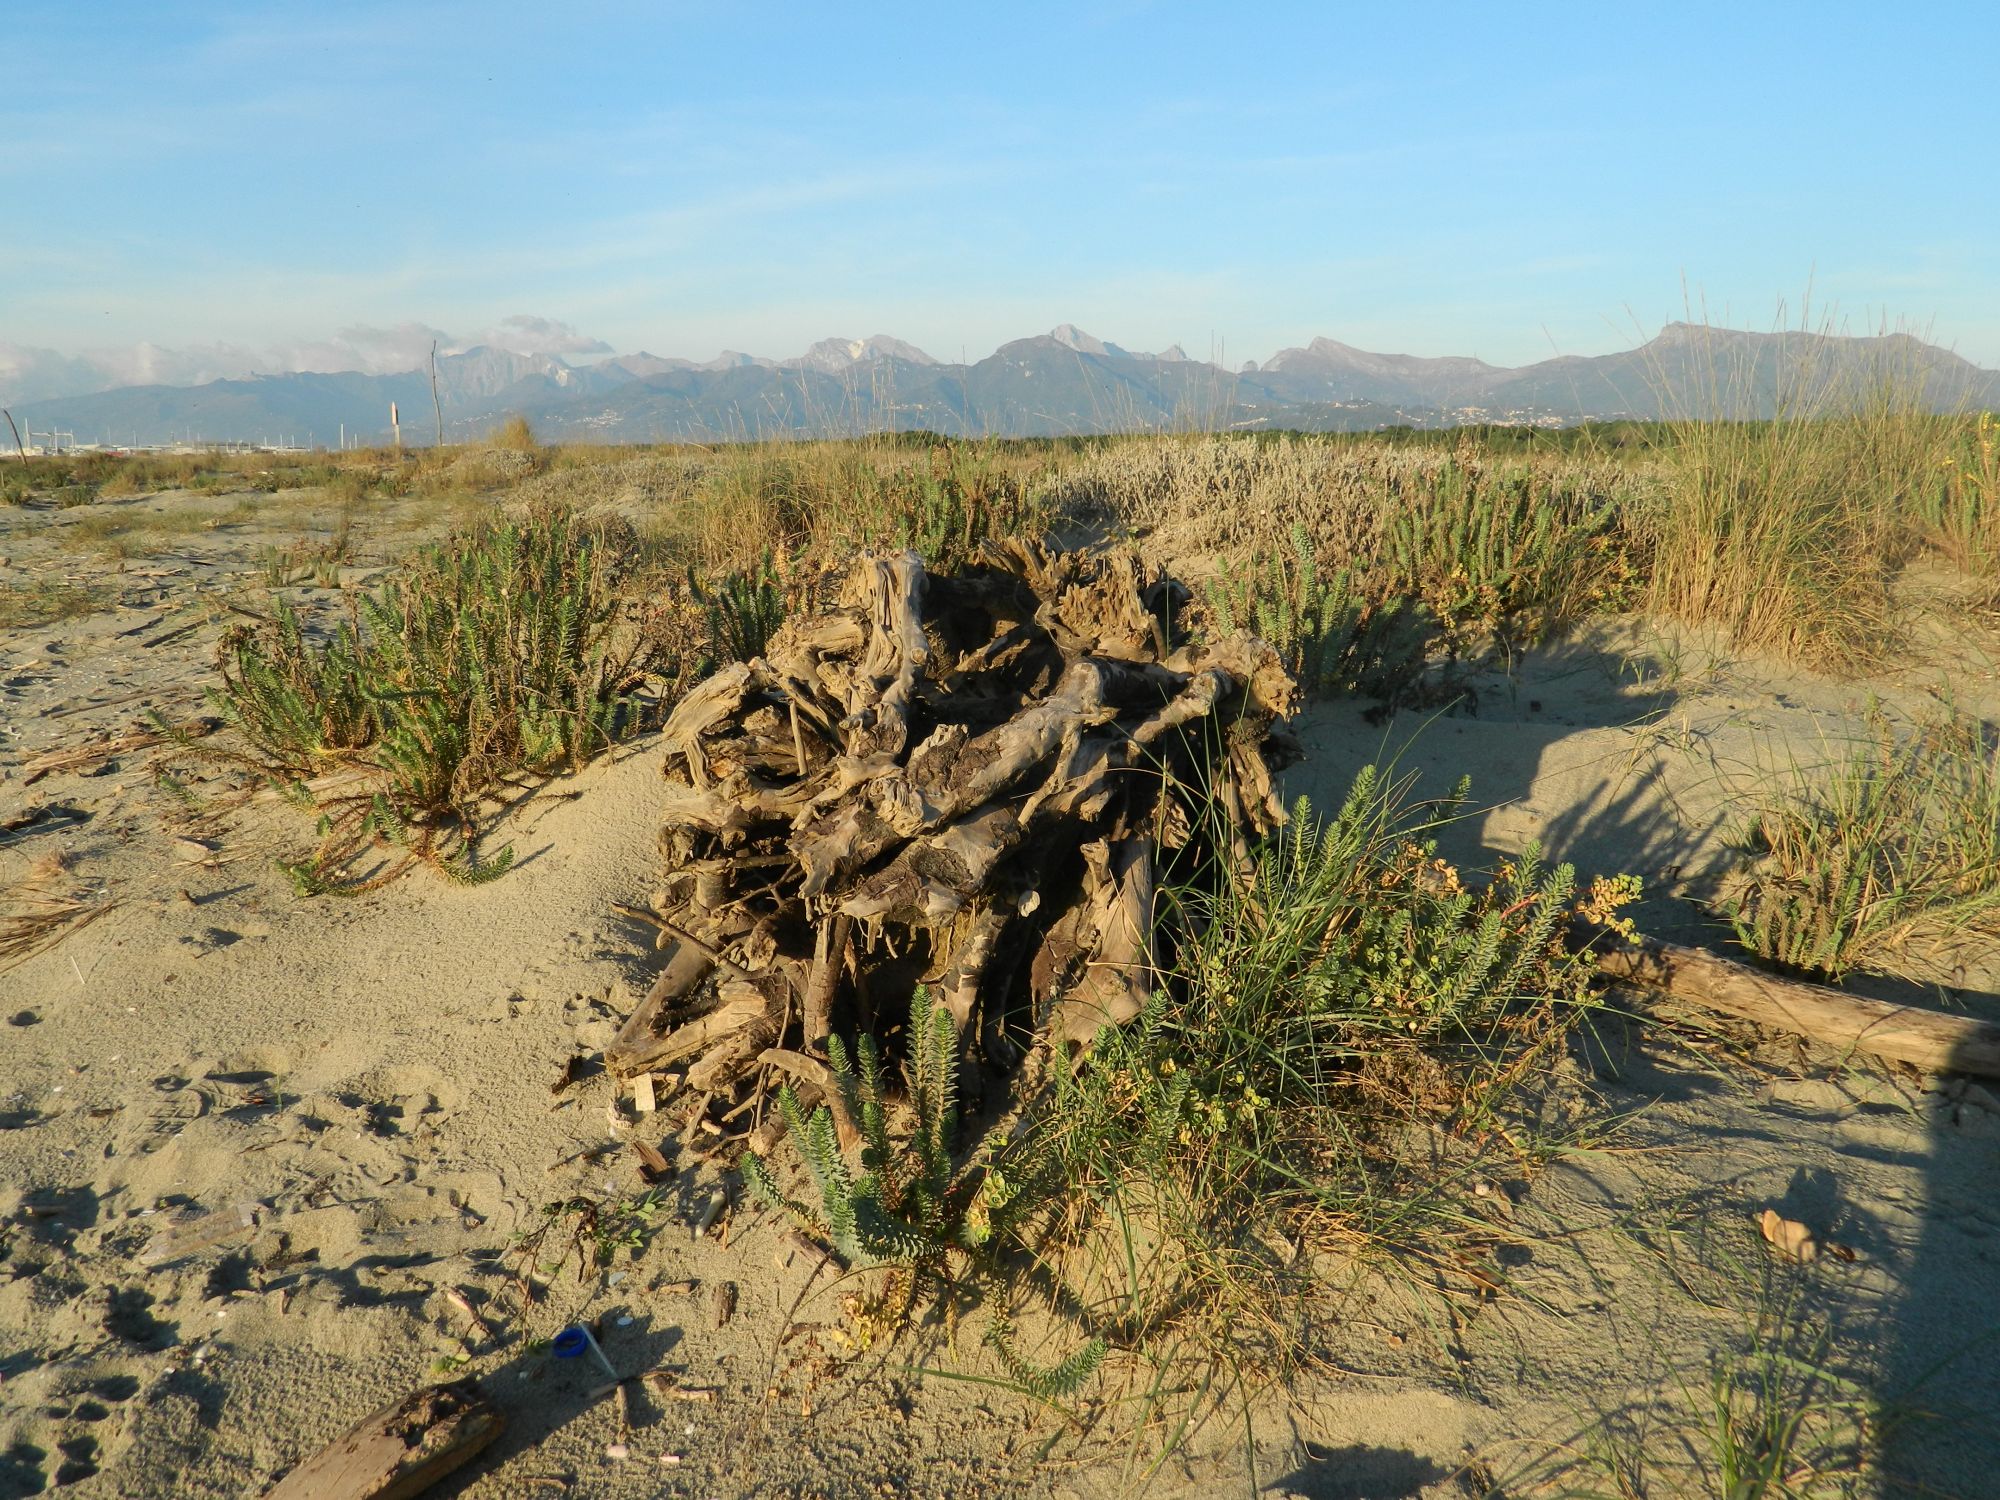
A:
[1723, 705, 2000, 980]
[212, 501, 662, 885]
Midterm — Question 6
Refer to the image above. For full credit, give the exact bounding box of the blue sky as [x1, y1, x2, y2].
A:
[5, 0, 1995, 372]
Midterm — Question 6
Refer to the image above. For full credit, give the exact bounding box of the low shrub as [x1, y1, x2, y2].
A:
[0, 580, 108, 628]
[693, 548, 788, 667]
[321, 467, 404, 507]
[1200, 524, 1403, 694]
[743, 986, 1055, 1354]
[98, 452, 203, 496]
[636, 440, 1054, 575]
[873, 446, 1052, 571]
[516, 452, 712, 522]
[1052, 436, 1642, 692]
[257, 515, 358, 588]
[1003, 767, 1637, 1375]
[213, 503, 663, 884]
[1382, 451, 1634, 656]
[1722, 705, 2000, 979]
[264, 463, 347, 493]
[215, 598, 375, 763]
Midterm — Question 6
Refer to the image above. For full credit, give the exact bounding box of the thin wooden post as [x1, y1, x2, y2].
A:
[429, 340, 445, 447]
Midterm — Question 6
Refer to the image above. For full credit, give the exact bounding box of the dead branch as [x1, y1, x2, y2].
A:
[1587, 928, 2000, 1077]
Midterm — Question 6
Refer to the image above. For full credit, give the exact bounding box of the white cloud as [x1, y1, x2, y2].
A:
[0, 343, 108, 408]
[1, 315, 613, 407]
[467, 316, 611, 358]
[276, 323, 454, 376]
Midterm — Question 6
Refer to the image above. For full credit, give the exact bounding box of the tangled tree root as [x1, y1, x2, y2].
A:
[610, 540, 1299, 1154]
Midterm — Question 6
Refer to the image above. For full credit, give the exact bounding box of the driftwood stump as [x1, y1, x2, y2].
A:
[610, 541, 1298, 1144]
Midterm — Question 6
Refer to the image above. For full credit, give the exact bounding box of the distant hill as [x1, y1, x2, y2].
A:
[1476, 323, 2000, 420]
[14, 323, 1999, 447]
[786, 335, 938, 374]
[1253, 337, 1508, 411]
[14, 370, 438, 448]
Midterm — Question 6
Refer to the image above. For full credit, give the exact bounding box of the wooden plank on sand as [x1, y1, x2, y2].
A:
[1591, 932, 2000, 1077]
[263, 1380, 502, 1500]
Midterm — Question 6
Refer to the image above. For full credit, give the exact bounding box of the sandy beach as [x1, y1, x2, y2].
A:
[4, 470, 1999, 1499]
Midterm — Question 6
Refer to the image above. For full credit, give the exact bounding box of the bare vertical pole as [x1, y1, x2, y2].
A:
[1, 408, 25, 462]
[391, 401, 402, 453]
[429, 340, 445, 447]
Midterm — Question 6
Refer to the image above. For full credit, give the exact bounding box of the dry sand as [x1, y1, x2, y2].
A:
[3, 487, 1999, 1497]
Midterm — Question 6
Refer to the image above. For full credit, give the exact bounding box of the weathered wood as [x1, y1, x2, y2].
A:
[841, 550, 929, 758]
[682, 978, 787, 1092]
[803, 913, 850, 1048]
[605, 942, 716, 1078]
[264, 1379, 502, 1500]
[1590, 931, 2000, 1077]
[660, 662, 753, 763]
[647, 991, 770, 1074]
[1054, 840, 1156, 1044]
[625, 542, 1296, 1127]
[614, 906, 755, 981]
[771, 612, 866, 659]
[936, 903, 1009, 1036]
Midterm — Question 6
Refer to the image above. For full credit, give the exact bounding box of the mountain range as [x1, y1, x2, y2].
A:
[8, 324, 1997, 448]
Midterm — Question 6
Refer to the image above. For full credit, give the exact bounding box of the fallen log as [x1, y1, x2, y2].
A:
[1589, 930, 2000, 1077]
[263, 1379, 502, 1500]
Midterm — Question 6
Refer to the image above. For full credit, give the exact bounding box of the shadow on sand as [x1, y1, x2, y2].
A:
[1283, 636, 2000, 1495]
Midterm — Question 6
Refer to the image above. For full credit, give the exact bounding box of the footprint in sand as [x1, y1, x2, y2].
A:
[52, 1433, 102, 1487]
[205, 1045, 294, 1087]
[115, 1078, 213, 1157]
[205, 1046, 296, 1117]
[0, 1437, 51, 1497]
[2, 1368, 145, 1494]
[349, 1065, 460, 1139]
[96, 1286, 177, 1351]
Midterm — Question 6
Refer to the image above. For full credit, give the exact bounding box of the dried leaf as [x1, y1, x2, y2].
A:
[1757, 1207, 1819, 1264]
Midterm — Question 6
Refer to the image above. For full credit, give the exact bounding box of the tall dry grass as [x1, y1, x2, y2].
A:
[1723, 704, 2000, 980]
[37, 372, 1987, 689]
[1638, 317, 1971, 669]
[1050, 435, 1641, 678]
[489, 413, 538, 450]
[515, 436, 1053, 575]
[1913, 410, 2000, 578]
